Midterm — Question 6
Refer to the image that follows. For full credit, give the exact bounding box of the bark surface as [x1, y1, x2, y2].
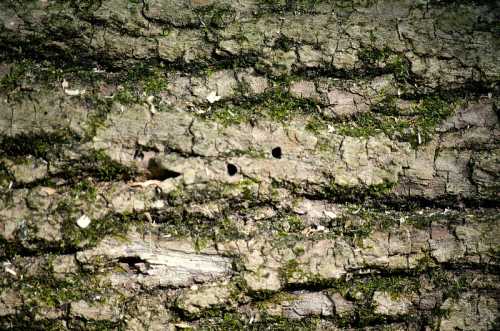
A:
[0, 0, 499, 330]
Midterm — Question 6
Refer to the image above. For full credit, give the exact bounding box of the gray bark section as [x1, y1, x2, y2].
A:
[0, 1, 499, 330]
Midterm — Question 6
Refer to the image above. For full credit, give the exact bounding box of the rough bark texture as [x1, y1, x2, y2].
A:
[0, 0, 499, 330]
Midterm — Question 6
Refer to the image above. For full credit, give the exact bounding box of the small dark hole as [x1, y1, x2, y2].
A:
[117, 256, 147, 274]
[117, 256, 145, 267]
[272, 147, 282, 159]
[227, 163, 238, 176]
[147, 159, 181, 180]
[154, 169, 182, 180]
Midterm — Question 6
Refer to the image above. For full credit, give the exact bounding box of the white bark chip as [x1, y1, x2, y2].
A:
[76, 215, 91, 229]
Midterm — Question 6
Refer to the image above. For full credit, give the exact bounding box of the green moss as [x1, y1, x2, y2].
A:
[340, 218, 374, 241]
[330, 275, 418, 326]
[269, 178, 397, 209]
[87, 150, 136, 181]
[71, 179, 98, 201]
[20, 275, 102, 308]
[127, 0, 142, 12]
[264, 88, 318, 122]
[3, 262, 126, 328]
[204, 79, 454, 150]
[257, 0, 330, 15]
[113, 88, 138, 105]
[0, 60, 64, 97]
[55, 198, 133, 248]
[284, 215, 305, 235]
[430, 269, 468, 300]
[0, 316, 67, 331]
[196, 271, 474, 329]
[278, 257, 341, 286]
[0, 135, 135, 186]
[222, 147, 267, 158]
[0, 130, 78, 160]
[153, 181, 265, 245]
[165, 179, 261, 209]
[255, 212, 307, 239]
[358, 46, 390, 65]
[0, 59, 165, 111]
[358, 46, 411, 82]
[335, 95, 456, 147]
[199, 313, 320, 330]
[69, 320, 125, 331]
[157, 211, 243, 248]
[107, 64, 169, 107]
[193, 4, 235, 28]
[412, 96, 456, 142]
[192, 237, 209, 252]
[292, 245, 305, 256]
[335, 112, 385, 137]
[0, 59, 108, 101]
[318, 180, 396, 202]
[355, 275, 419, 299]
[280, 259, 301, 282]
[305, 117, 327, 134]
[143, 71, 168, 96]
[0, 60, 34, 93]
[62, 149, 137, 183]
[388, 56, 411, 82]
[204, 87, 319, 126]
[255, 211, 310, 239]
[198, 312, 247, 330]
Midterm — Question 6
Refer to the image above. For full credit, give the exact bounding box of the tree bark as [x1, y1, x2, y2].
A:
[0, 0, 499, 330]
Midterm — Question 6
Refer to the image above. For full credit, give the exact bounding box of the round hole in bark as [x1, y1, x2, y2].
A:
[272, 147, 282, 159]
[147, 158, 181, 180]
[227, 163, 238, 176]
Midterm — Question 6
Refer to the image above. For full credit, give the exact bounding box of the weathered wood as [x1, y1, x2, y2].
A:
[0, 1, 499, 330]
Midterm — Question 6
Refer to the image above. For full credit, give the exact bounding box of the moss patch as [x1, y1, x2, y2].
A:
[57, 207, 133, 250]
[336, 96, 456, 147]
[198, 313, 321, 330]
[0, 130, 79, 161]
[201, 86, 320, 126]
[153, 210, 244, 249]
[257, 0, 333, 15]
[55, 149, 137, 183]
